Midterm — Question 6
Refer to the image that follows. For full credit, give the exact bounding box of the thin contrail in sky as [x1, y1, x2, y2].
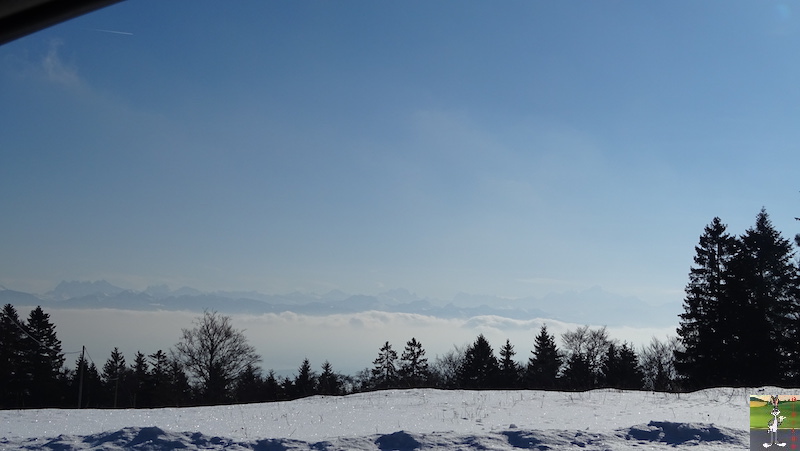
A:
[90, 29, 133, 36]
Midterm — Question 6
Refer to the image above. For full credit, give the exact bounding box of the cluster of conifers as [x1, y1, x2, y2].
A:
[675, 209, 800, 388]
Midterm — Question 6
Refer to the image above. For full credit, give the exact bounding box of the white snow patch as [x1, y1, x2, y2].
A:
[0, 387, 753, 450]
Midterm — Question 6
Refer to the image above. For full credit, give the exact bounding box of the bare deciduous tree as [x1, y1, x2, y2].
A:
[561, 325, 615, 380]
[172, 310, 260, 403]
[640, 336, 681, 391]
[431, 344, 466, 388]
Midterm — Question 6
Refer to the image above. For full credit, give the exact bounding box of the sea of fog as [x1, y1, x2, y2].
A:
[33, 307, 677, 375]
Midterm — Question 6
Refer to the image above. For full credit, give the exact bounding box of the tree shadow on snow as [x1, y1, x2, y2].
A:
[624, 421, 744, 445]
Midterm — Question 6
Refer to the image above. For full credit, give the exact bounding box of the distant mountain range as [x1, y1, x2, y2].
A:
[0, 281, 682, 327]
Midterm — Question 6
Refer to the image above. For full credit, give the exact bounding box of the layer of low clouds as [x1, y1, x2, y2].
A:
[34, 307, 677, 376]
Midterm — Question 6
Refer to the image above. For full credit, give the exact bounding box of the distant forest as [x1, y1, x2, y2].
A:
[0, 208, 796, 409]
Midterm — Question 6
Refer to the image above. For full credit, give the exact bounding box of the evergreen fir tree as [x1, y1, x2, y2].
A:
[726, 208, 799, 385]
[398, 338, 430, 388]
[85, 361, 103, 407]
[525, 324, 562, 389]
[601, 342, 644, 390]
[0, 304, 26, 407]
[457, 334, 500, 388]
[371, 341, 398, 389]
[128, 351, 149, 407]
[73, 354, 103, 408]
[264, 369, 281, 401]
[55, 365, 71, 407]
[498, 339, 520, 388]
[233, 364, 264, 403]
[560, 352, 592, 391]
[294, 358, 317, 397]
[148, 350, 171, 406]
[675, 217, 738, 388]
[21, 306, 65, 407]
[167, 358, 192, 406]
[101, 347, 127, 408]
[318, 360, 342, 395]
[281, 376, 294, 398]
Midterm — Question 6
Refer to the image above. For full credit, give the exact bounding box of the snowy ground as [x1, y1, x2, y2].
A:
[0, 387, 756, 450]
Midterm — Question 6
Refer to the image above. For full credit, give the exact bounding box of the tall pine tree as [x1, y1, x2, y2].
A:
[457, 334, 499, 388]
[72, 354, 102, 408]
[601, 342, 644, 390]
[726, 209, 798, 385]
[233, 364, 264, 402]
[294, 358, 317, 397]
[372, 341, 398, 389]
[675, 217, 738, 388]
[0, 304, 26, 407]
[318, 360, 342, 395]
[398, 338, 430, 388]
[167, 358, 192, 406]
[128, 351, 149, 407]
[677, 210, 800, 387]
[148, 350, 171, 406]
[22, 306, 65, 407]
[525, 325, 562, 389]
[560, 352, 592, 390]
[264, 369, 281, 401]
[101, 347, 127, 408]
[498, 339, 520, 388]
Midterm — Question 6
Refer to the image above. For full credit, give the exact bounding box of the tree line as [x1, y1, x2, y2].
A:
[0, 306, 681, 409]
[357, 328, 678, 393]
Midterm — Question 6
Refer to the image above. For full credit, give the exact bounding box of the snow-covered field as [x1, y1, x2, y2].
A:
[0, 387, 754, 450]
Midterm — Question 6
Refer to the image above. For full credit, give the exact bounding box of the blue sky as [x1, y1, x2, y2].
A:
[2, 1, 800, 307]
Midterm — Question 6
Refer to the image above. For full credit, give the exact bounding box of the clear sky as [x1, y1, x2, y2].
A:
[2, 1, 800, 306]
